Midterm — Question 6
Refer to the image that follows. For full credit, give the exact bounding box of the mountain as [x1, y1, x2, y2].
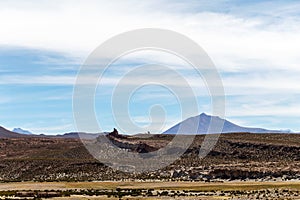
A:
[55, 132, 108, 139]
[163, 113, 286, 134]
[0, 126, 26, 138]
[12, 128, 33, 135]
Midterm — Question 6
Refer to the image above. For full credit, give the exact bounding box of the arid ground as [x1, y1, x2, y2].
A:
[1, 132, 300, 199]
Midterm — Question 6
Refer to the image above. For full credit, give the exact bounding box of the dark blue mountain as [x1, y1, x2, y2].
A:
[163, 113, 288, 134]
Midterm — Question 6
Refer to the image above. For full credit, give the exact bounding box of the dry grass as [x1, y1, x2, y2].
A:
[1, 181, 300, 191]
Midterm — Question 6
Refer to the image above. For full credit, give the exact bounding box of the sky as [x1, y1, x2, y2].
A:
[0, 0, 300, 134]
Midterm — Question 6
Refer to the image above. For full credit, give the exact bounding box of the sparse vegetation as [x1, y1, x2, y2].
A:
[1, 133, 300, 199]
[1, 133, 300, 182]
[1, 182, 300, 199]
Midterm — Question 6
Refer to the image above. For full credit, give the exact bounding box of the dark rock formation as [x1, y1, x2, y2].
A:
[106, 128, 158, 153]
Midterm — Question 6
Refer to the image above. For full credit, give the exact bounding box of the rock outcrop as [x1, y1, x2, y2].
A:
[106, 129, 158, 153]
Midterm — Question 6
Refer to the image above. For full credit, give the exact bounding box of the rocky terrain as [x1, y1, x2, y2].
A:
[0, 128, 300, 182]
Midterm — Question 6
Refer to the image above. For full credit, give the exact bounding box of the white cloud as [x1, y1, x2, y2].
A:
[1, 69, 300, 95]
[0, 0, 300, 73]
[228, 103, 300, 118]
[0, 75, 76, 85]
[1, 1, 300, 94]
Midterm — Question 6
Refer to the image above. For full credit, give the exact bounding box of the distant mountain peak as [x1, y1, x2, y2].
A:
[200, 112, 210, 116]
[164, 113, 286, 134]
[0, 126, 25, 138]
[12, 128, 33, 135]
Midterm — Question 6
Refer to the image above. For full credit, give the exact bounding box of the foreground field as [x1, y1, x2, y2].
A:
[1, 133, 300, 182]
[1, 132, 300, 198]
[1, 181, 300, 199]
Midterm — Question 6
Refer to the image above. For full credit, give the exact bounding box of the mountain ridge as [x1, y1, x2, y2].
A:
[163, 113, 289, 134]
[0, 126, 27, 138]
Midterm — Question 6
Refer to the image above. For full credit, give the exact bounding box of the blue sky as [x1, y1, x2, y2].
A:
[0, 0, 300, 134]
